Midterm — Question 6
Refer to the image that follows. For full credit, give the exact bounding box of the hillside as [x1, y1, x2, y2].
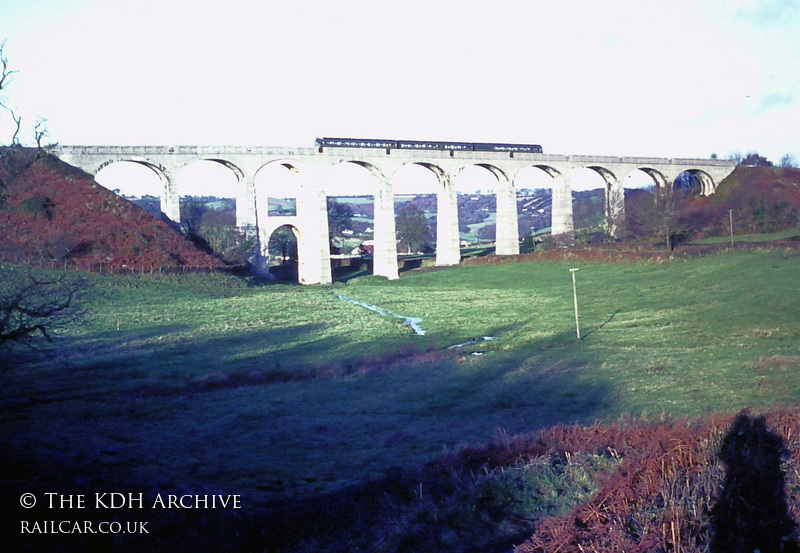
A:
[0, 147, 224, 270]
[723, 165, 800, 194]
[690, 166, 800, 238]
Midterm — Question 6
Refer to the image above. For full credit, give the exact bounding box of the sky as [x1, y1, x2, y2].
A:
[2, 0, 799, 196]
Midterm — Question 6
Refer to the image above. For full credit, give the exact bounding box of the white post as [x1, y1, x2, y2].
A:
[729, 209, 734, 246]
[570, 268, 581, 340]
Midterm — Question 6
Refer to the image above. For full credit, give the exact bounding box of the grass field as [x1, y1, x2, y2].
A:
[689, 227, 800, 244]
[3, 248, 800, 551]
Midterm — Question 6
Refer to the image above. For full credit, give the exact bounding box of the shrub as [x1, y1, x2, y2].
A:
[19, 195, 54, 219]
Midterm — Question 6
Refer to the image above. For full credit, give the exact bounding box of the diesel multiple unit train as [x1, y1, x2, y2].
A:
[315, 137, 543, 154]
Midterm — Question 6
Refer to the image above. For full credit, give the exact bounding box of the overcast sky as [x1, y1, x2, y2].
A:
[2, 0, 799, 194]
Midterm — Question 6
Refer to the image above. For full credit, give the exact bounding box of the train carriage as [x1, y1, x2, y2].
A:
[397, 140, 473, 151]
[315, 137, 542, 154]
[315, 138, 396, 150]
[474, 142, 543, 153]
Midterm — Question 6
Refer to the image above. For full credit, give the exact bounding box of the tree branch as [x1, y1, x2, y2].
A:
[0, 270, 84, 350]
[0, 41, 19, 93]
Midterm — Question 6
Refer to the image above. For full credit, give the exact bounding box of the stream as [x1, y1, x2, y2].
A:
[332, 292, 426, 335]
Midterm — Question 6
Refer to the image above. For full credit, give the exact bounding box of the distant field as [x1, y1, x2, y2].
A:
[3, 249, 800, 550]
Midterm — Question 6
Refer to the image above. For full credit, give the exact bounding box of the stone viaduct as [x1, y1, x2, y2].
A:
[54, 144, 736, 285]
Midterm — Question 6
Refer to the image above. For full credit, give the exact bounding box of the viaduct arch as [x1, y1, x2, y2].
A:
[55, 145, 736, 285]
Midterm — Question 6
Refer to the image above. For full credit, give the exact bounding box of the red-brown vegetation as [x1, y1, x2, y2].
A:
[434, 409, 800, 553]
[689, 166, 800, 238]
[0, 147, 224, 270]
[256, 409, 800, 553]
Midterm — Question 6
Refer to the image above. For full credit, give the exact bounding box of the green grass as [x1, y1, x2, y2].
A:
[2, 249, 800, 523]
[689, 227, 800, 244]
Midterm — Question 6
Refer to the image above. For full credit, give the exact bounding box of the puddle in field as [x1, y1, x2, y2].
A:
[446, 336, 496, 350]
[332, 292, 426, 335]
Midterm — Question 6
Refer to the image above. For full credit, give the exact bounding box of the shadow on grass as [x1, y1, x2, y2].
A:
[581, 309, 620, 340]
[332, 268, 374, 283]
[398, 257, 424, 272]
[252, 330, 615, 553]
[1, 323, 338, 410]
[477, 327, 613, 429]
[0, 321, 617, 553]
[70, 323, 195, 345]
[711, 413, 799, 553]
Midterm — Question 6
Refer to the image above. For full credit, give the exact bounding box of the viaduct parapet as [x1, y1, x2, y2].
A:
[55, 144, 736, 285]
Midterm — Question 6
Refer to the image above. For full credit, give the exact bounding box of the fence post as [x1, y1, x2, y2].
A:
[570, 268, 581, 340]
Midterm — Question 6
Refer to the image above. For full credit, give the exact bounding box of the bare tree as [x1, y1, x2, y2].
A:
[179, 196, 207, 237]
[396, 204, 430, 253]
[1, 42, 49, 201]
[0, 41, 22, 145]
[268, 226, 297, 263]
[1, 44, 83, 363]
[327, 198, 354, 252]
[740, 152, 773, 167]
[0, 269, 85, 361]
[195, 209, 257, 264]
[626, 184, 694, 250]
[780, 154, 798, 168]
